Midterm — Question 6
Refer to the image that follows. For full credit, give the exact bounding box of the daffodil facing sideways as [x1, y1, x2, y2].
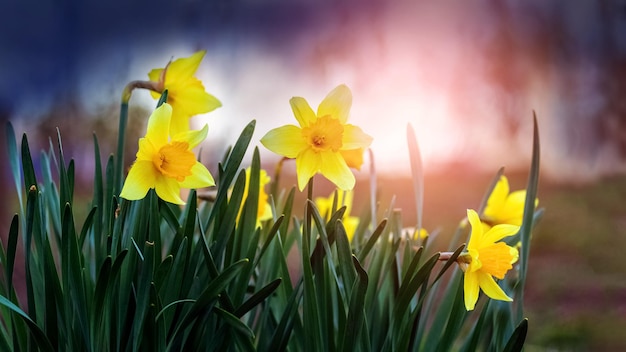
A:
[460, 209, 520, 311]
[147, 50, 222, 136]
[236, 167, 274, 228]
[120, 103, 215, 205]
[260, 84, 373, 191]
[482, 175, 538, 227]
[315, 190, 359, 242]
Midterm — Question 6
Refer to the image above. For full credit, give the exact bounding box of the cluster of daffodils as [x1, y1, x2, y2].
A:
[118, 50, 536, 313]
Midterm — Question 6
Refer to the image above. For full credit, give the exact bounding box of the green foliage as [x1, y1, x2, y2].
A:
[0, 97, 540, 351]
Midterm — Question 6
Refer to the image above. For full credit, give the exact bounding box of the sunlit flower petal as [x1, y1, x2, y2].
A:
[166, 50, 205, 84]
[464, 269, 480, 311]
[477, 271, 513, 301]
[261, 125, 308, 158]
[174, 124, 209, 149]
[342, 125, 373, 150]
[340, 148, 365, 170]
[296, 148, 322, 191]
[483, 175, 538, 227]
[319, 150, 354, 191]
[120, 161, 156, 200]
[317, 84, 352, 124]
[290, 97, 317, 127]
[179, 163, 215, 188]
[154, 176, 184, 204]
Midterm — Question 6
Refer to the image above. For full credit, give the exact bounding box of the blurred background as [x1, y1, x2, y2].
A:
[2, 0, 626, 349]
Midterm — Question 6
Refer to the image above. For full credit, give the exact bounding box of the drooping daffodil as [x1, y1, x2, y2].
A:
[148, 50, 221, 136]
[260, 84, 373, 191]
[120, 103, 215, 204]
[482, 175, 538, 227]
[461, 209, 520, 311]
[315, 190, 359, 242]
[236, 167, 274, 228]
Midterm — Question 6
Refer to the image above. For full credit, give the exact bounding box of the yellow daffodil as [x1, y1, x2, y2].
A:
[120, 103, 215, 204]
[483, 175, 538, 227]
[260, 84, 373, 191]
[462, 209, 520, 311]
[413, 228, 429, 240]
[148, 50, 221, 136]
[236, 167, 273, 228]
[315, 190, 359, 242]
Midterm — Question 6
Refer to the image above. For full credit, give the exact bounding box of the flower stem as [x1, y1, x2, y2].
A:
[114, 101, 128, 196]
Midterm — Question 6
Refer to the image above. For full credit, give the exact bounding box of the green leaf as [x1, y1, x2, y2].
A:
[518, 114, 540, 289]
[206, 120, 256, 231]
[169, 259, 248, 343]
[5, 216, 19, 297]
[20, 133, 37, 193]
[234, 278, 282, 318]
[502, 318, 528, 352]
[340, 256, 369, 352]
[407, 123, 424, 237]
[0, 295, 55, 352]
[357, 219, 387, 261]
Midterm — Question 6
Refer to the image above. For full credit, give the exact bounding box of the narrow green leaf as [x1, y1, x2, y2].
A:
[214, 307, 255, 340]
[0, 295, 55, 352]
[20, 133, 37, 192]
[170, 259, 248, 341]
[357, 219, 387, 261]
[502, 318, 529, 352]
[234, 278, 282, 318]
[206, 120, 256, 231]
[517, 114, 540, 316]
[340, 256, 369, 352]
[5, 216, 19, 296]
[407, 123, 424, 237]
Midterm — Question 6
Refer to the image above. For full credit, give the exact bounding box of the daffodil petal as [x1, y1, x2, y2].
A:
[484, 175, 509, 218]
[342, 124, 373, 150]
[464, 271, 480, 311]
[319, 150, 355, 190]
[261, 125, 307, 158]
[174, 124, 208, 149]
[296, 148, 322, 191]
[466, 209, 483, 250]
[483, 224, 520, 244]
[136, 137, 156, 162]
[340, 149, 365, 170]
[166, 50, 206, 84]
[290, 97, 317, 127]
[179, 162, 215, 188]
[120, 161, 156, 200]
[169, 108, 191, 137]
[146, 104, 172, 147]
[477, 271, 512, 302]
[171, 79, 222, 115]
[317, 84, 352, 124]
[148, 68, 163, 84]
[154, 175, 185, 204]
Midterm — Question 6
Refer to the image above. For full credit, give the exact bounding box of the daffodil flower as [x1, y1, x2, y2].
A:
[148, 50, 221, 136]
[483, 175, 538, 227]
[236, 167, 273, 228]
[260, 84, 373, 191]
[462, 209, 520, 311]
[315, 190, 359, 242]
[120, 103, 215, 204]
